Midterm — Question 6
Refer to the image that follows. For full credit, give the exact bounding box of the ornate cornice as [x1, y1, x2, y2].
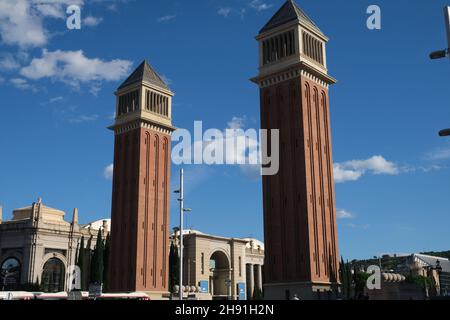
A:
[109, 119, 175, 135]
[251, 61, 336, 89]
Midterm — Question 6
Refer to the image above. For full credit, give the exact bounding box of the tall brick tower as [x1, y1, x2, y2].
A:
[252, 1, 340, 300]
[108, 60, 174, 297]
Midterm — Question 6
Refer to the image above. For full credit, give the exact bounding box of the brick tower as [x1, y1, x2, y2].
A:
[252, 1, 340, 300]
[108, 60, 174, 297]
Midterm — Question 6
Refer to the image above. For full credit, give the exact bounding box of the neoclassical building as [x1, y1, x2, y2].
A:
[0, 199, 109, 292]
[175, 230, 264, 300]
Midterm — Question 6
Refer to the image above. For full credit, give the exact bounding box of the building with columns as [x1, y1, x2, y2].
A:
[174, 230, 264, 300]
[252, 0, 340, 299]
[0, 199, 109, 292]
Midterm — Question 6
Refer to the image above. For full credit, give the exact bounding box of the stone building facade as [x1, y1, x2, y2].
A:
[175, 230, 264, 300]
[0, 199, 109, 292]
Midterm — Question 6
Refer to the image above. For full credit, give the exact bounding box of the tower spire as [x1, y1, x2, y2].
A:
[72, 208, 79, 225]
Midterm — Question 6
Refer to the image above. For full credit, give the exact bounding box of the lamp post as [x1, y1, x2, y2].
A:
[429, 6, 450, 61]
[174, 168, 192, 301]
[439, 129, 450, 137]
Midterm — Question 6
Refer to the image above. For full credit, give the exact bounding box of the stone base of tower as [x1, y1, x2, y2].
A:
[263, 282, 341, 300]
[142, 290, 171, 300]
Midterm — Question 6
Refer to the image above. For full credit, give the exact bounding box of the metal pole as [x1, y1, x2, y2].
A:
[444, 6, 450, 60]
[179, 168, 184, 301]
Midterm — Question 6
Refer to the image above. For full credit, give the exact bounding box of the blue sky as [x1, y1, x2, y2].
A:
[0, 0, 450, 260]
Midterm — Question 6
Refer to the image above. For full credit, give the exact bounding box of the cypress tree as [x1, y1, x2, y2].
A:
[169, 242, 181, 293]
[103, 233, 111, 292]
[76, 236, 86, 290]
[90, 229, 104, 285]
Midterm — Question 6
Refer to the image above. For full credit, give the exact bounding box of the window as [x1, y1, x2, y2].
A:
[118, 89, 140, 116]
[201, 253, 205, 275]
[41, 258, 65, 293]
[262, 29, 296, 65]
[239, 257, 242, 276]
[145, 89, 169, 117]
[302, 31, 324, 65]
[1, 258, 21, 291]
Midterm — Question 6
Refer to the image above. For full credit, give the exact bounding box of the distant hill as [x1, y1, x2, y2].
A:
[348, 250, 450, 272]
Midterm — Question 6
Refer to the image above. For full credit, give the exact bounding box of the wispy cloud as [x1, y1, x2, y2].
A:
[334, 155, 399, 183]
[249, 0, 272, 12]
[336, 209, 355, 219]
[103, 163, 113, 179]
[10, 77, 34, 91]
[157, 15, 176, 23]
[427, 145, 450, 161]
[0, 54, 21, 71]
[83, 15, 103, 27]
[218, 8, 232, 18]
[41, 96, 64, 105]
[69, 114, 99, 123]
[345, 223, 370, 230]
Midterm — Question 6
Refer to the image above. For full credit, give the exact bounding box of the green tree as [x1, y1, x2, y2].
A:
[252, 286, 264, 300]
[169, 242, 180, 293]
[76, 236, 86, 290]
[353, 269, 370, 299]
[103, 233, 111, 292]
[90, 229, 104, 285]
[340, 257, 353, 300]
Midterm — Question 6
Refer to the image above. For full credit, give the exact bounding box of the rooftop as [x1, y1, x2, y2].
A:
[117, 60, 170, 91]
[259, 0, 324, 36]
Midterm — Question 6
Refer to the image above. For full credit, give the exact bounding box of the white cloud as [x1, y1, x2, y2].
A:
[48, 96, 63, 103]
[0, 54, 21, 71]
[83, 15, 103, 27]
[336, 209, 354, 219]
[345, 223, 370, 229]
[249, 0, 272, 12]
[69, 114, 99, 123]
[0, 76, 5, 84]
[0, 0, 47, 47]
[104, 163, 113, 179]
[157, 15, 176, 23]
[334, 155, 399, 183]
[227, 116, 247, 130]
[20, 49, 132, 90]
[427, 146, 450, 161]
[10, 77, 31, 90]
[218, 8, 232, 18]
[172, 116, 261, 179]
[333, 165, 362, 183]
[0, 0, 84, 48]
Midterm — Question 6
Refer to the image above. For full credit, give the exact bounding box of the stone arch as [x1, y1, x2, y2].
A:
[209, 249, 231, 299]
[40, 252, 68, 293]
[1, 256, 22, 290]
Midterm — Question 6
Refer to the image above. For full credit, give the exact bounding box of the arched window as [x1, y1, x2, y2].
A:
[41, 258, 65, 293]
[1, 258, 21, 291]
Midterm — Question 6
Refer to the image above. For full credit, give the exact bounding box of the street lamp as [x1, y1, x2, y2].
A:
[429, 6, 450, 61]
[174, 168, 192, 301]
[430, 49, 448, 60]
[439, 129, 450, 137]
